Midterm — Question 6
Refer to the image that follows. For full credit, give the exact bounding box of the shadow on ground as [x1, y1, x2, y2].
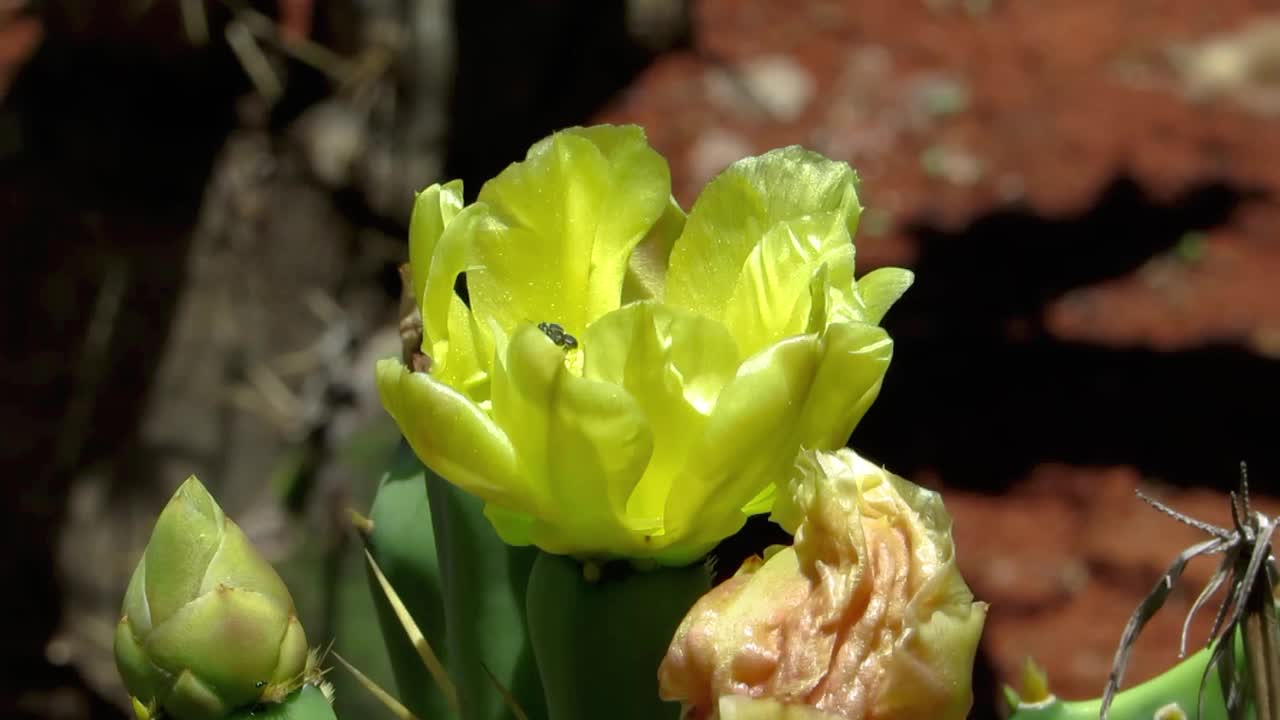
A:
[858, 177, 1277, 494]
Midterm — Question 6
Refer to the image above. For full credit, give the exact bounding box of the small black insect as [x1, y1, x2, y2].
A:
[537, 321, 578, 349]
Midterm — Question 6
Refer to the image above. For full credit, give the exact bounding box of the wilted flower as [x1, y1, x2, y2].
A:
[377, 124, 912, 565]
[659, 449, 987, 720]
[114, 477, 310, 720]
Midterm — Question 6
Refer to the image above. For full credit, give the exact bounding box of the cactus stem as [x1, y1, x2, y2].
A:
[526, 552, 710, 720]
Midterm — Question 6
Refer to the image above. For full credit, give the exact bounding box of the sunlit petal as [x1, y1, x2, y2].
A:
[854, 266, 915, 326]
[582, 302, 741, 530]
[491, 325, 656, 556]
[375, 359, 531, 509]
[468, 125, 671, 336]
[799, 322, 894, 450]
[666, 146, 861, 323]
[659, 336, 822, 563]
[622, 195, 686, 303]
[721, 212, 855, 357]
[408, 179, 465, 309]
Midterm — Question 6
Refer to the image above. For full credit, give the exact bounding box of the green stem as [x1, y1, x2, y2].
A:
[1009, 641, 1238, 720]
[366, 441, 452, 719]
[524, 552, 710, 720]
[427, 471, 546, 720]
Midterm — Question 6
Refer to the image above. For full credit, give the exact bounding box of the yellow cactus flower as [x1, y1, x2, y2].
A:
[376, 125, 912, 565]
[659, 449, 987, 720]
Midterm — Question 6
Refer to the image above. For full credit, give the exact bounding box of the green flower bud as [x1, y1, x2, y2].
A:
[114, 477, 310, 720]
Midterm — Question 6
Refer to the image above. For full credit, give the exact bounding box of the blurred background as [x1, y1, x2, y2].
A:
[3, 1, 1279, 718]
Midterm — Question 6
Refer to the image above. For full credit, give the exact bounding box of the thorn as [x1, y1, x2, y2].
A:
[1002, 685, 1022, 713]
[480, 662, 530, 720]
[130, 697, 154, 720]
[225, 19, 283, 102]
[364, 549, 460, 714]
[349, 509, 374, 539]
[1239, 461, 1250, 515]
[1154, 702, 1187, 720]
[332, 651, 420, 720]
[1018, 656, 1052, 703]
[1135, 488, 1232, 539]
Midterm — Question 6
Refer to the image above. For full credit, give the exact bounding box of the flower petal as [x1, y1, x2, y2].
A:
[431, 288, 488, 400]
[144, 586, 292, 712]
[721, 212, 856, 357]
[481, 502, 538, 547]
[666, 146, 861, 324]
[717, 696, 844, 720]
[198, 513, 294, 601]
[416, 201, 496, 396]
[622, 195, 686, 304]
[420, 203, 485, 349]
[408, 179, 465, 309]
[491, 324, 656, 556]
[662, 449, 986, 720]
[467, 125, 671, 336]
[375, 358, 531, 509]
[660, 336, 822, 563]
[799, 322, 894, 450]
[582, 302, 741, 530]
[143, 478, 225, 624]
[854, 266, 914, 326]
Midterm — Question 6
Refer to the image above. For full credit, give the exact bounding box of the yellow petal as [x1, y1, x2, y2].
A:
[721, 212, 856, 357]
[659, 336, 822, 562]
[581, 302, 741, 531]
[420, 203, 486, 350]
[666, 146, 861, 324]
[622, 195, 686, 303]
[430, 289, 488, 400]
[490, 324, 655, 555]
[854, 266, 914, 326]
[408, 179, 465, 309]
[798, 322, 894, 450]
[375, 358, 532, 510]
[467, 125, 672, 337]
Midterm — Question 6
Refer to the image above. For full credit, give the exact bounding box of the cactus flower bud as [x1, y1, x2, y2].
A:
[114, 477, 310, 720]
[659, 449, 987, 720]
